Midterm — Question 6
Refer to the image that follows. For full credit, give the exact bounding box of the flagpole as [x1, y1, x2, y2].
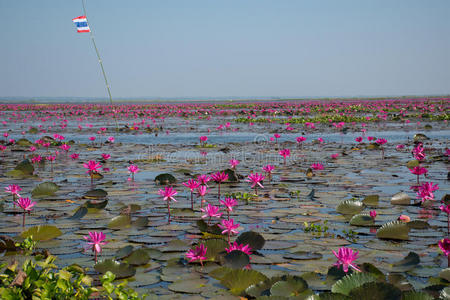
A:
[81, 0, 119, 131]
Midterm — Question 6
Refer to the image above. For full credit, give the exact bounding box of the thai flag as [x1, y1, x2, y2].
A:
[72, 16, 90, 33]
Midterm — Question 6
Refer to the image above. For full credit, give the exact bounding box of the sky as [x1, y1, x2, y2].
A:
[1, 0, 449, 100]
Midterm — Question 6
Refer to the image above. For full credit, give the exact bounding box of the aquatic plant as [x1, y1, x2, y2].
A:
[83, 231, 108, 263]
[332, 247, 361, 273]
[211, 171, 228, 199]
[246, 173, 265, 195]
[185, 244, 207, 267]
[16, 197, 36, 227]
[159, 186, 177, 223]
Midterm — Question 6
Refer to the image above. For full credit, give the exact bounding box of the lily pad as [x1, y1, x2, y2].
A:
[14, 159, 34, 175]
[21, 225, 62, 241]
[115, 245, 134, 259]
[439, 268, 450, 282]
[84, 199, 108, 210]
[220, 269, 268, 295]
[16, 138, 32, 147]
[199, 239, 228, 261]
[348, 282, 401, 300]
[362, 195, 379, 206]
[349, 214, 374, 226]
[270, 276, 308, 297]
[336, 200, 364, 216]
[406, 160, 420, 169]
[108, 215, 131, 229]
[31, 182, 59, 198]
[391, 252, 420, 272]
[413, 133, 429, 143]
[331, 272, 377, 296]
[125, 249, 150, 266]
[224, 250, 250, 269]
[236, 231, 265, 251]
[0, 235, 18, 251]
[94, 259, 136, 279]
[391, 192, 411, 205]
[376, 221, 410, 241]
[155, 173, 176, 185]
[69, 206, 88, 220]
[168, 278, 209, 294]
[283, 251, 323, 260]
[83, 189, 108, 199]
[402, 291, 434, 300]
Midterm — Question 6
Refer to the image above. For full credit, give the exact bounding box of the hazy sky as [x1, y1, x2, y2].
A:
[1, 0, 449, 99]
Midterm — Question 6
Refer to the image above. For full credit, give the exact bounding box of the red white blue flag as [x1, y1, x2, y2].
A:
[72, 16, 90, 33]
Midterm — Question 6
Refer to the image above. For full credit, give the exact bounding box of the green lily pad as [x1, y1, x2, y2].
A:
[349, 214, 374, 226]
[222, 168, 239, 182]
[155, 173, 176, 185]
[69, 206, 88, 220]
[402, 291, 434, 300]
[220, 269, 268, 295]
[196, 219, 223, 235]
[336, 200, 364, 216]
[83, 189, 108, 199]
[21, 225, 62, 241]
[0, 235, 18, 251]
[125, 249, 150, 266]
[270, 276, 308, 297]
[115, 245, 134, 259]
[84, 199, 108, 210]
[199, 238, 228, 261]
[16, 138, 32, 147]
[209, 266, 233, 281]
[31, 182, 59, 198]
[407, 220, 429, 230]
[440, 287, 450, 299]
[168, 278, 209, 294]
[439, 268, 450, 282]
[413, 133, 429, 143]
[391, 252, 420, 272]
[236, 231, 265, 251]
[28, 127, 38, 134]
[224, 250, 250, 269]
[348, 282, 401, 300]
[108, 215, 131, 229]
[331, 273, 377, 296]
[391, 192, 411, 205]
[362, 195, 379, 206]
[94, 259, 136, 279]
[283, 251, 322, 260]
[359, 263, 384, 279]
[132, 217, 148, 228]
[406, 160, 420, 169]
[14, 159, 34, 175]
[376, 221, 410, 241]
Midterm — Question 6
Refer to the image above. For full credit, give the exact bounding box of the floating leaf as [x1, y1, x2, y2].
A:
[336, 200, 364, 216]
[220, 269, 268, 295]
[236, 231, 265, 251]
[196, 219, 223, 235]
[283, 251, 322, 260]
[115, 245, 134, 260]
[21, 225, 62, 241]
[16, 138, 32, 147]
[402, 291, 434, 300]
[391, 192, 411, 205]
[125, 249, 150, 266]
[270, 276, 308, 297]
[83, 189, 108, 199]
[391, 252, 420, 272]
[222, 168, 239, 182]
[94, 259, 136, 279]
[14, 159, 34, 175]
[359, 263, 384, 279]
[168, 278, 208, 294]
[413, 133, 429, 143]
[331, 273, 377, 296]
[108, 215, 131, 229]
[224, 250, 250, 269]
[209, 266, 233, 281]
[31, 182, 59, 199]
[69, 206, 87, 220]
[407, 220, 429, 229]
[132, 217, 148, 228]
[348, 282, 401, 300]
[0, 235, 17, 251]
[349, 214, 374, 226]
[84, 199, 108, 210]
[406, 160, 420, 169]
[362, 195, 379, 206]
[199, 239, 228, 261]
[376, 221, 410, 241]
[155, 173, 176, 185]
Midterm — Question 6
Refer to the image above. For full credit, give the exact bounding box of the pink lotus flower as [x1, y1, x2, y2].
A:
[183, 179, 200, 209]
[5, 184, 22, 197]
[218, 218, 240, 243]
[107, 136, 115, 143]
[417, 181, 439, 202]
[159, 186, 177, 223]
[211, 171, 228, 198]
[225, 242, 252, 256]
[262, 164, 275, 177]
[83, 160, 102, 174]
[409, 166, 428, 184]
[331, 153, 339, 159]
[31, 155, 42, 163]
[355, 137, 363, 143]
[29, 146, 36, 152]
[398, 215, 411, 222]
[60, 144, 70, 152]
[127, 164, 139, 181]
[246, 173, 265, 194]
[317, 137, 324, 143]
[220, 197, 238, 212]
[101, 153, 111, 160]
[185, 244, 207, 266]
[412, 144, 426, 161]
[296, 136, 306, 144]
[196, 185, 208, 209]
[279, 149, 290, 165]
[332, 247, 361, 273]
[201, 204, 223, 224]
[229, 159, 240, 169]
[70, 153, 79, 160]
[84, 231, 108, 263]
[439, 238, 450, 257]
[376, 138, 387, 145]
[310, 163, 324, 170]
[396, 144, 405, 150]
[370, 210, 377, 220]
[197, 174, 211, 187]
[367, 136, 375, 141]
[199, 136, 208, 146]
[89, 136, 96, 142]
[46, 155, 56, 162]
[16, 197, 36, 227]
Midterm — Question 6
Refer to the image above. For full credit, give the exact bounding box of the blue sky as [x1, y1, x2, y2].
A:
[1, 0, 449, 99]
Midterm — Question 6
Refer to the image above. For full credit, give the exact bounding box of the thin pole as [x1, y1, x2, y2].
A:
[81, 0, 119, 131]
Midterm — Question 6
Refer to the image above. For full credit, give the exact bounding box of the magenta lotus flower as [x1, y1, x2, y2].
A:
[369, 210, 377, 220]
[16, 197, 36, 227]
[60, 144, 70, 152]
[396, 144, 405, 150]
[229, 159, 240, 169]
[439, 238, 450, 267]
[218, 218, 240, 243]
[376, 138, 387, 145]
[220, 197, 238, 218]
[127, 164, 139, 181]
[199, 135, 208, 146]
[5, 184, 22, 198]
[331, 153, 339, 159]
[185, 244, 207, 266]
[317, 137, 324, 143]
[29, 146, 36, 152]
[296, 136, 306, 145]
[310, 163, 324, 170]
[196, 185, 208, 209]
[183, 179, 200, 210]
[332, 247, 361, 273]
[279, 149, 290, 165]
[440, 204, 450, 235]
[107, 136, 115, 143]
[197, 174, 211, 187]
[412, 144, 425, 161]
[201, 204, 222, 225]
[355, 137, 363, 143]
[89, 136, 96, 142]
[31, 155, 42, 164]
[367, 136, 375, 141]
[211, 171, 228, 199]
[159, 186, 177, 223]
[417, 181, 439, 202]
[84, 231, 108, 263]
[246, 173, 265, 195]
[83, 160, 102, 184]
[101, 153, 111, 160]
[225, 242, 252, 256]
[409, 166, 428, 184]
[262, 164, 275, 179]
